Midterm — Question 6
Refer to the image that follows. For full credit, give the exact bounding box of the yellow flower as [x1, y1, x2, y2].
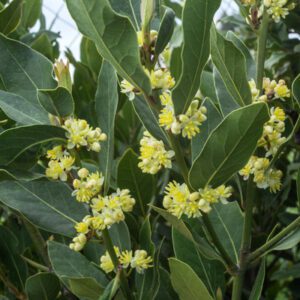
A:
[274, 80, 290, 98]
[47, 145, 64, 160]
[138, 131, 174, 174]
[120, 79, 136, 100]
[69, 233, 87, 252]
[119, 250, 133, 268]
[100, 252, 115, 273]
[131, 250, 153, 274]
[159, 93, 176, 130]
[63, 118, 106, 152]
[46, 155, 74, 181]
[75, 222, 89, 234]
[267, 169, 283, 193]
[264, 0, 295, 22]
[148, 68, 175, 90]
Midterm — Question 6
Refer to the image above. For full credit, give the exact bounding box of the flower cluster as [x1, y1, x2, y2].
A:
[239, 156, 283, 193]
[258, 107, 286, 157]
[45, 145, 75, 181]
[159, 92, 207, 139]
[138, 131, 175, 174]
[163, 181, 232, 219]
[70, 189, 135, 252]
[249, 78, 290, 102]
[63, 118, 107, 152]
[264, 0, 296, 23]
[100, 246, 152, 274]
[72, 168, 104, 202]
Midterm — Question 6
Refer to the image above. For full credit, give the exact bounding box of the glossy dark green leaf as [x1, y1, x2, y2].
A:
[0, 125, 66, 166]
[65, 277, 103, 300]
[249, 259, 265, 300]
[0, 168, 44, 181]
[0, 226, 27, 290]
[210, 27, 252, 107]
[38, 87, 74, 118]
[206, 202, 244, 264]
[292, 73, 300, 104]
[21, 0, 42, 29]
[213, 67, 240, 116]
[0, 181, 88, 236]
[169, 258, 213, 300]
[172, 228, 225, 297]
[189, 103, 269, 189]
[170, 46, 182, 83]
[95, 61, 118, 194]
[172, 0, 221, 114]
[117, 149, 155, 217]
[132, 95, 169, 145]
[108, 221, 131, 251]
[155, 7, 175, 55]
[0, 0, 23, 34]
[0, 90, 49, 125]
[109, 0, 141, 30]
[0, 34, 56, 103]
[139, 216, 155, 254]
[48, 241, 107, 287]
[226, 31, 256, 80]
[25, 273, 60, 300]
[156, 267, 179, 300]
[66, 0, 151, 95]
[191, 98, 222, 162]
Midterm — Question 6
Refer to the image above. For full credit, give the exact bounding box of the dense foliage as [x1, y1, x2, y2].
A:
[0, 0, 300, 299]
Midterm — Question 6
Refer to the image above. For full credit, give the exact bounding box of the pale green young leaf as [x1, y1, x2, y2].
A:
[25, 273, 61, 300]
[0, 181, 88, 236]
[169, 258, 214, 300]
[0, 90, 49, 125]
[210, 26, 252, 107]
[172, 0, 221, 114]
[38, 87, 74, 118]
[0, 0, 23, 35]
[0, 125, 66, 166]
[95, 61, 118, 195]
[66, 0, 151, 95]
[189, 103, 269, 189]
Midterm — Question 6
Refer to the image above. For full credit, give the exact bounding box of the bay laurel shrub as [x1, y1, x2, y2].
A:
[0, 0, 300, 299]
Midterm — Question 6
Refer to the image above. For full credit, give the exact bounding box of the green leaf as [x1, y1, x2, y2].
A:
[270, 263, 300, 281]
[191, 98, 222, 162]
[109, 0, 140, 30]
[210, 26, 252, 107]
[0, 181, 88, 236]
[139, 215, 155, 254]
[297, 169, 300, 208]
[99, 276, 120, 300]
[0, 0, 23, 34]
[206, 202, 244, 263]
[0, 90, 49, 125]
[0, 168, 44, 181]
[0, 226, 27, 290]
[189, 103, 269, 189]
[0, 125, 66, 166]
[226, 31, 256, 80]
[169, 258, 214, 300]
[214, 67, 240, 116]
[155, 7, 175, 55]
[66, 0, 151, 95]
[272, 228, 300, 251]
[48, 241, 108, 287]
[117, 149, 155, 217]
[108, 221, 131, 251]
[172, 0, 221, 114]
[30, 33, 54, 61]
[38, 87, 74, 118]
[21, 0, 42, 29]
[292, 73, 300, 104]
[199, 71, 218, 105]
[95, 61, 118, 194]
[65, 277, 103, 300]
[249, 259, 265, 300]
[25, 273, 60, 300]
[172, 228, 225, 297]
[132, 95, 169, 145]
[156, 268, 179, 300]
[0, 34, 56, 103]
